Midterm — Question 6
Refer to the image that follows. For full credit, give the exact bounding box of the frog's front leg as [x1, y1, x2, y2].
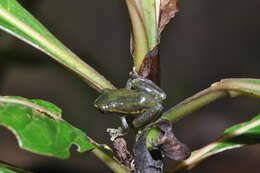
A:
[107, 116, 129, 141]
[125, 78, 133, 89]
[132, 103, 163, 129]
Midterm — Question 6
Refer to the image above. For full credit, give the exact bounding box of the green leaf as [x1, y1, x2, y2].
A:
[170, 114, 260, 173]
[140, 0, 158, 50]
[216, 78, 260, 97]
[0, 0, 115, 92]
[125, 0, 159, 71]
[125, 0, 179, 72]
[0, 96, 94, 158]
[125, 0, 150, 71]
[208, 115, 260, 155]
[0, 162, 31, 173]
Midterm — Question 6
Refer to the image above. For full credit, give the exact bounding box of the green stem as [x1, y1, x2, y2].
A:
[159, 89, 227, 123]
[0, 162, 31, 173]
[0, 2, 115, 92]
[91, 147, 129, 173]
[87, 137, 129, 173]
[147, 78, 260, 151]
[160, 78, 260, 123]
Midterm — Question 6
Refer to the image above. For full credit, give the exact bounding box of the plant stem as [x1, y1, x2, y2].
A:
[159, 89, 227, 122]
[160, 78, 260, 123]
[147, 78, 260, 152]
[87, 137, 129, 173]
[91, 147, 129, 173]
[0, 2, 115, 92]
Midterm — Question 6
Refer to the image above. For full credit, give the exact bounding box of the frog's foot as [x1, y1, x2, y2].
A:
[107, 127, 128, 141]
[130, 67, 138, 77]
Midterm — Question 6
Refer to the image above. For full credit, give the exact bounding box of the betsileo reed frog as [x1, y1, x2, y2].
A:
[94, 73, 166, 138]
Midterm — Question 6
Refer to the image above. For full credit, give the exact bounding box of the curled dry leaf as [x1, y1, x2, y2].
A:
[159, 0, 179, 35]
[155, 120, 191, 161]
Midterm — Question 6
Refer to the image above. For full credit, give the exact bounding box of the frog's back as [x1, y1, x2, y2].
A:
[94, 89, 155, 114]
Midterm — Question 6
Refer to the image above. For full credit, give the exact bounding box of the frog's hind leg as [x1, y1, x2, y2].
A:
[125, 70, 143, 89]
[126, 76, 167, 100]
[132, 104, 163, 129]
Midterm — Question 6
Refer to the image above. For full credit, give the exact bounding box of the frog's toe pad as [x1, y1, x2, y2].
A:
[107, 127, 126, 141]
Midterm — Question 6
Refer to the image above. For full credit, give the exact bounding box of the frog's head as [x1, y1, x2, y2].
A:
[94, 88, 115, 113]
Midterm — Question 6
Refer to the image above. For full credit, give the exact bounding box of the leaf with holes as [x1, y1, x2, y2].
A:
[0, 96, 94, 158]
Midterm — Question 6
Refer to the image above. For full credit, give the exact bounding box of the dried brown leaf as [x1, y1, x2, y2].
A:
[159, 0, 179, 34]
[138, 46, 160, 84]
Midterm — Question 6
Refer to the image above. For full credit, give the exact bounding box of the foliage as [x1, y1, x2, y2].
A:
[0, 96, 94, 158]
[0, 0, 259, 173]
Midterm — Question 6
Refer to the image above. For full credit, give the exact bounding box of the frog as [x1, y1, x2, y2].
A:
[94, 72, 166, 139]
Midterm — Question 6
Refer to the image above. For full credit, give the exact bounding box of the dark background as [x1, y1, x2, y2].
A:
[0, 0, 260, 172]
